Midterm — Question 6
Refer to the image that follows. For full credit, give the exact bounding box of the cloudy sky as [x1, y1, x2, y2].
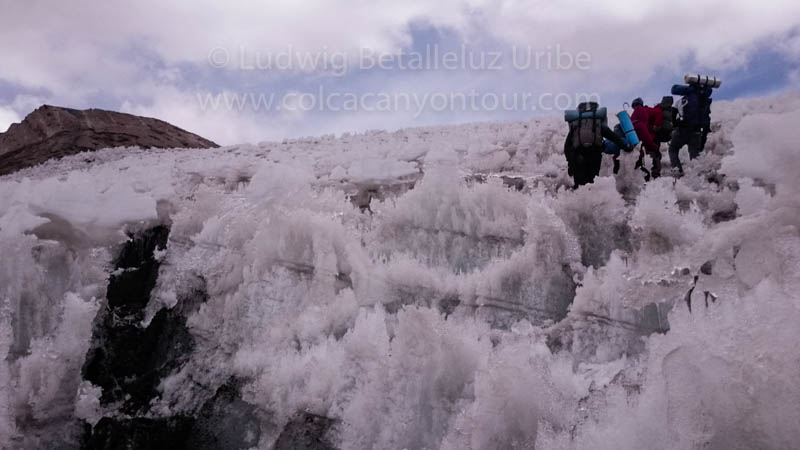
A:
[1, 1, 799, 144]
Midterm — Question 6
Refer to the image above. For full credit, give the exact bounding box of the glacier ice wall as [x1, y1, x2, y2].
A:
[1, 93, 800, 449]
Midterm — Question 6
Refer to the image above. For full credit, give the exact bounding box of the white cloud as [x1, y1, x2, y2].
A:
[777, 32, 800, 60]
[1, 1, 798, 142]
[476, 1, 800, 75]
[0, 107, 21, 133]
[0, 0, 478, 93]
[120, 88, 279, 145]
[4, 1, 798, 89]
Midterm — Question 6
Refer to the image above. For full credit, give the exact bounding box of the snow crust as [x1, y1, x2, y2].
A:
[2, 92, 800, 448]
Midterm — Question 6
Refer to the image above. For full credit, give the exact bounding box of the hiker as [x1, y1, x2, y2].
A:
[669, 84, 713, 175]
[630, 98, 662, 179]
[564, 102, 631, 188]
[654, 96, 677, 146]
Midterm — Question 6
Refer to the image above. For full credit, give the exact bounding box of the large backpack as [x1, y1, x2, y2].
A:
[570, 102, 604, 149]
[680, 87, 712, 130]
[657, 96, 675, 141]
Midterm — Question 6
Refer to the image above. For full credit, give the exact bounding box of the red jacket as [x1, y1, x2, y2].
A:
[631, 105, 660, 153]
[648, 106, 663, 134]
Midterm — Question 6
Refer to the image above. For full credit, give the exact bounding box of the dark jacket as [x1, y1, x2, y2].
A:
[564, 124, 629, 163]
[564, 124, 629, 186]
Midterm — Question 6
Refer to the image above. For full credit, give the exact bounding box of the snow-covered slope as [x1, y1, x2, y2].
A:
[2, 93, 800, 449]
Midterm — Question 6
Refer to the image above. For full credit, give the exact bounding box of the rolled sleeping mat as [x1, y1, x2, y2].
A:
[684, 74, 721, 88]
[671, 84, 692, 96]
[616, 110, 639, 147]
[564, 107, 607, 122]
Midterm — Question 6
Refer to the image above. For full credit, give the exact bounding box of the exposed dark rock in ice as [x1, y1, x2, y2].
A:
[81, 379, 263, 449]
[572, 215, 633, 268]
[183, 380, 263, 449]
[273, 412, 337, 450]
[546, 300, 672, 360]
[712, 208, 738, 223]
[81, 225, 188, 413]
[80, 226, 262, 448]
[81, 416, 195, 450]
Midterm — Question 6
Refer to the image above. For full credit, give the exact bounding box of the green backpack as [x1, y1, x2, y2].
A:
[657, 96, 675, 142]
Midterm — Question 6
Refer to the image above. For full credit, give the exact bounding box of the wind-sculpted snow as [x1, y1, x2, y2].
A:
[1, 93, 800, 448]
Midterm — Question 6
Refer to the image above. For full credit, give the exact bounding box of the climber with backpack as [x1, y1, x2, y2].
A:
[564, 102, 631, 188]
[654, 96, 677, 145]
[669, 78, 716, 175]
[630, 98, 662, 180]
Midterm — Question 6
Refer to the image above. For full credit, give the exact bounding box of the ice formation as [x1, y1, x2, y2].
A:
[1, 93, 800, 449]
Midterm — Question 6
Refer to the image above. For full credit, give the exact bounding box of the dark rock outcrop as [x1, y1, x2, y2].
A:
[82, 380, 263, 450]
[183, 381, 263, 449]
[81, 225, 188, 413]
[80, 227, 263, 449]
[274, 412, 337, 450]
[82, 417, 195, 450]
[0, 105, 218, 175]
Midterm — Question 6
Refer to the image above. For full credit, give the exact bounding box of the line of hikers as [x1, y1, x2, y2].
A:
[565, 75, 717, 188]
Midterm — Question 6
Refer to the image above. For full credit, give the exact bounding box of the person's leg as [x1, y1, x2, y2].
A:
[650, 149, 662, 178]
[587, 150, 603, 183]
[635, 147, 645, 169]
[571, 161, 586, 187]
[574, 170, 591, 187]
[688, 131, 702, 159]
[668, 129, 687, 172]
[700, 127, 709, 152]
[574, 153, 601, 187]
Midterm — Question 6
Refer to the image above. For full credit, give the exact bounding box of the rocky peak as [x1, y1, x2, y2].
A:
[0, 105, 218, 176]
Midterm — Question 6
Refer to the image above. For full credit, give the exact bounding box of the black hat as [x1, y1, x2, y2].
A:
[632, 97, 644, 107]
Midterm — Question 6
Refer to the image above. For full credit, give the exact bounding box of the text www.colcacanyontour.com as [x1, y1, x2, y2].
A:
[196, 88, 600, 118]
